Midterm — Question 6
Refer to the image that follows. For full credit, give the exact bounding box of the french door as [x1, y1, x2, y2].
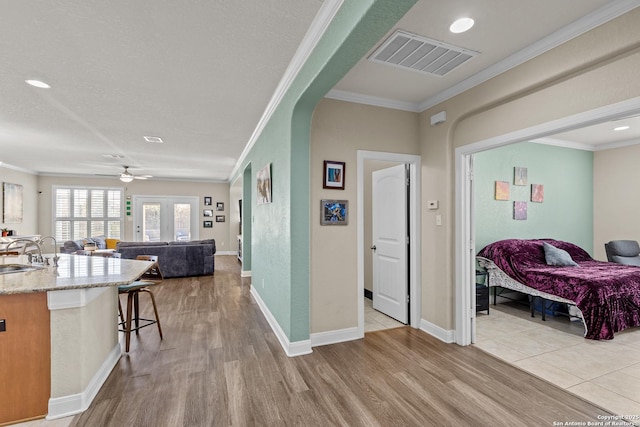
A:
[133, 196, 199, 242]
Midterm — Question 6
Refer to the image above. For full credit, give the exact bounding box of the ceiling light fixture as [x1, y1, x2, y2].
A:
[450, 17, 474, 34]
[25, 79, 51, 89]
[614, 126, 630, 131]
[119, 168, 135, 183]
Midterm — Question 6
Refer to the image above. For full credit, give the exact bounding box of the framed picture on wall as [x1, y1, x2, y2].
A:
[203, 220, 213, 228]
[257, 163, 272, 205]
[216, 202, 224, 211]
[203, 209, 213, 217]
[320, 199, 348, 225]
[323, 160, 345, 190]
[204, 196, 212, 206]
[216, 215, 225, 222]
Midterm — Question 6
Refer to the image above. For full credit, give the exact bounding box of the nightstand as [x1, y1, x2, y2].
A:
[476, 270, 489, 313]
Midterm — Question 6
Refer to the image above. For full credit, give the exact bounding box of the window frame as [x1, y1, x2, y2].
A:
[52, 185, 124, 242]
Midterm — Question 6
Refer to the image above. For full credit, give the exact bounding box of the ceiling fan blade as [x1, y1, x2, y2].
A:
[133, 176, 148, 180]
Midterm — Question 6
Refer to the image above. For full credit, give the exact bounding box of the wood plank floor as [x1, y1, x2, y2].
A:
[70, 256, 611, 427]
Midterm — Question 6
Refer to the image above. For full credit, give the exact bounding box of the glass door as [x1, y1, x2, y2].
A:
[134, 196, 199, 242]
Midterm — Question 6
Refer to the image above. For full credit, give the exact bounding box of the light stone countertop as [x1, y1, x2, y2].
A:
[0, 254, 153, 295]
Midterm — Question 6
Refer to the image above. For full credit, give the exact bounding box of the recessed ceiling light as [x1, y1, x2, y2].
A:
[144, 136, 163, 143]
[25, 79, 51, 89]
[614, 126, 630, 131]
[450, 17, 474, 34]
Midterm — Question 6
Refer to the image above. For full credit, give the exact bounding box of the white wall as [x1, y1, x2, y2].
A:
[37, 176, 230, 251]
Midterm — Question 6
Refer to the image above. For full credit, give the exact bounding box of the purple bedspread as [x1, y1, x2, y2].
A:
[478, 239, 640, 340]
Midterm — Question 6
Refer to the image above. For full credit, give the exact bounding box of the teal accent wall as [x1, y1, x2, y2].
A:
[474, 142, 593, 255]
[233, 0, 417, 343]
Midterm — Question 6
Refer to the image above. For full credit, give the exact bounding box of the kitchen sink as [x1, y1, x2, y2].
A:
[0, 264, 45, 274]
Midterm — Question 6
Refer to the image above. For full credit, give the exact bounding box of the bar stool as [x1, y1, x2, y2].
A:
[118, 255, 163, 352]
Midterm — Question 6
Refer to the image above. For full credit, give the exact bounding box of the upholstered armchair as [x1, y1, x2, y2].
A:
[604, 240, 640, 266]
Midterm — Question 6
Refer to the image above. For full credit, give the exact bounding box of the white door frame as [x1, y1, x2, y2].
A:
[357, 150, 421, 337]
[455, 97, 640, 345]
[132, 195, 200, 242]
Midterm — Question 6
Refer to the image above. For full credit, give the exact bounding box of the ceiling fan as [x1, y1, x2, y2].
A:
[118, 166, 152, 182]
[95, 166, 153, 182]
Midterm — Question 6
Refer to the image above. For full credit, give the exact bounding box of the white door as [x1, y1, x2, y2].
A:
[372, 164, 408, 323]
[133, 196, 199, 242]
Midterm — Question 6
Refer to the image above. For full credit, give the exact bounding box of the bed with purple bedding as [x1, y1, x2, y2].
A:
[477, 238, 640, 340]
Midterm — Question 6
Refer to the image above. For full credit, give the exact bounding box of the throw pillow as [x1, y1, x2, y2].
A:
[611, 255, 640, 266]
[543, 242, 578, 267]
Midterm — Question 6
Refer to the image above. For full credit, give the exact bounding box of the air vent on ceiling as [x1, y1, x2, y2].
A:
[368, 30, 479, 76]
[144, 136, 163, 143]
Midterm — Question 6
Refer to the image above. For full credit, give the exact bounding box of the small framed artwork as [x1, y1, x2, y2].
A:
[216, 202, 224, 211]
[216, 215, 225, 222]
[257, 163, 272, 205]
[323, 160, 345, 190]
[531, 184, 544, 203]
[514, 167, 527, 186]
[3, 182, 23, 223]
[320, 199, 349, 225]
[495, 181, 510, 201]
[204, 196, 212, 206]
[203, 220, 213, 228]
[203, 209, 213, 217]
[514, 201, 527, 220]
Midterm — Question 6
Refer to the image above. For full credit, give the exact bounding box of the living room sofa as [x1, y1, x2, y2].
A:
[116, 240, 216, 278]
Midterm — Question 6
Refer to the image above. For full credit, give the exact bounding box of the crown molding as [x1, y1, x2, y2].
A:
[229, 0, 344, 181]
[0, 162, 38, 175]
[325, 89, 420, 112]
[533, 136, 640, 152]
[325, 0, 640, 114]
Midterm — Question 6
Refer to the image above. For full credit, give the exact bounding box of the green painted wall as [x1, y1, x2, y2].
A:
[474, 142, 593, 255]
[234, 0, 417, 343]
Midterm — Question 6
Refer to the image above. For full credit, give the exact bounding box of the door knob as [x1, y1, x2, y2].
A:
[370, 245, 376, 251]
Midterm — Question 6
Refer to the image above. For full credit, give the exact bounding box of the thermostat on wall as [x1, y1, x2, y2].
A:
[427, 200, 439, 210]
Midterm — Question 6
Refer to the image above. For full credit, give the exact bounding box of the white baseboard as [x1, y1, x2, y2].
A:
[310, 327, 360, 347]
[420, 319, 455, 343]
[47, 343, 121, 420]
[241, 270, 251, 277]
[250, 285, 312, 357]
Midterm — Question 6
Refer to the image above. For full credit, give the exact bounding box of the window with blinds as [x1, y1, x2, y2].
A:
[53, 186, 123, 241]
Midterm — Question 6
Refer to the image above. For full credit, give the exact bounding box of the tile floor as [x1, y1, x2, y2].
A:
[364, 296, 405, 332]
[475, 299, 640, 424]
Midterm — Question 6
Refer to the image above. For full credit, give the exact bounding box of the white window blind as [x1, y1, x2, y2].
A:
[53, 186, 123, 242]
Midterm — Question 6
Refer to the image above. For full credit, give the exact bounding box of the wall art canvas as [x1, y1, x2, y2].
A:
[320, 199, 348, 225]
[257, 163, 272, 205]
[531, 184, 544, 203]
[514, 167, 527, 186]
[495, 181, 510, 201]
[3, 182, 23, 223]
[514, 201, 527, 220]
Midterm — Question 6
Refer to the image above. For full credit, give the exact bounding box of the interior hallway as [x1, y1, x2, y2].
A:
[15, 256, 611, 426]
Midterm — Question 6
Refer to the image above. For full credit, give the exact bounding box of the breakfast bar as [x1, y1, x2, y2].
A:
[0, 254, 153, 425]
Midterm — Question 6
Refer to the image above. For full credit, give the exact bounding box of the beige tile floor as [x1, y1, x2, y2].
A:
[364, 296, 405, 332]
[475, 300, 640, 424]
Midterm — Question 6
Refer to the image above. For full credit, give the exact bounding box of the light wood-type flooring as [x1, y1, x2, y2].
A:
[64, 256, 611, 426]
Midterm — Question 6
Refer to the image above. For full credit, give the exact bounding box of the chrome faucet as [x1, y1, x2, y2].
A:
[38, 236, 59, 267]
[5, 238, 43, 262]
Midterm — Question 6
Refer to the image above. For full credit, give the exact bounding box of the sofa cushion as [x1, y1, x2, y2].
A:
[117, 241, 169, 249]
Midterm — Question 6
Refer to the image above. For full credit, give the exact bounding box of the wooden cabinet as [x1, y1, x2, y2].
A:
[0, 292, 51, 425]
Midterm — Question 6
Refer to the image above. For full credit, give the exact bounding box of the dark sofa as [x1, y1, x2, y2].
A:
[116, 239, 216, 278]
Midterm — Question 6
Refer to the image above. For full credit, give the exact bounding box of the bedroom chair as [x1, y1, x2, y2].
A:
[118, 255, 164, 352]
[604, 240, 640, 266]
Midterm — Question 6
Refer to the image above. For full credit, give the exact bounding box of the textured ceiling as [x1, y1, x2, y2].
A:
[0, 0, 636, 183]
[0, 1, 322, 181]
